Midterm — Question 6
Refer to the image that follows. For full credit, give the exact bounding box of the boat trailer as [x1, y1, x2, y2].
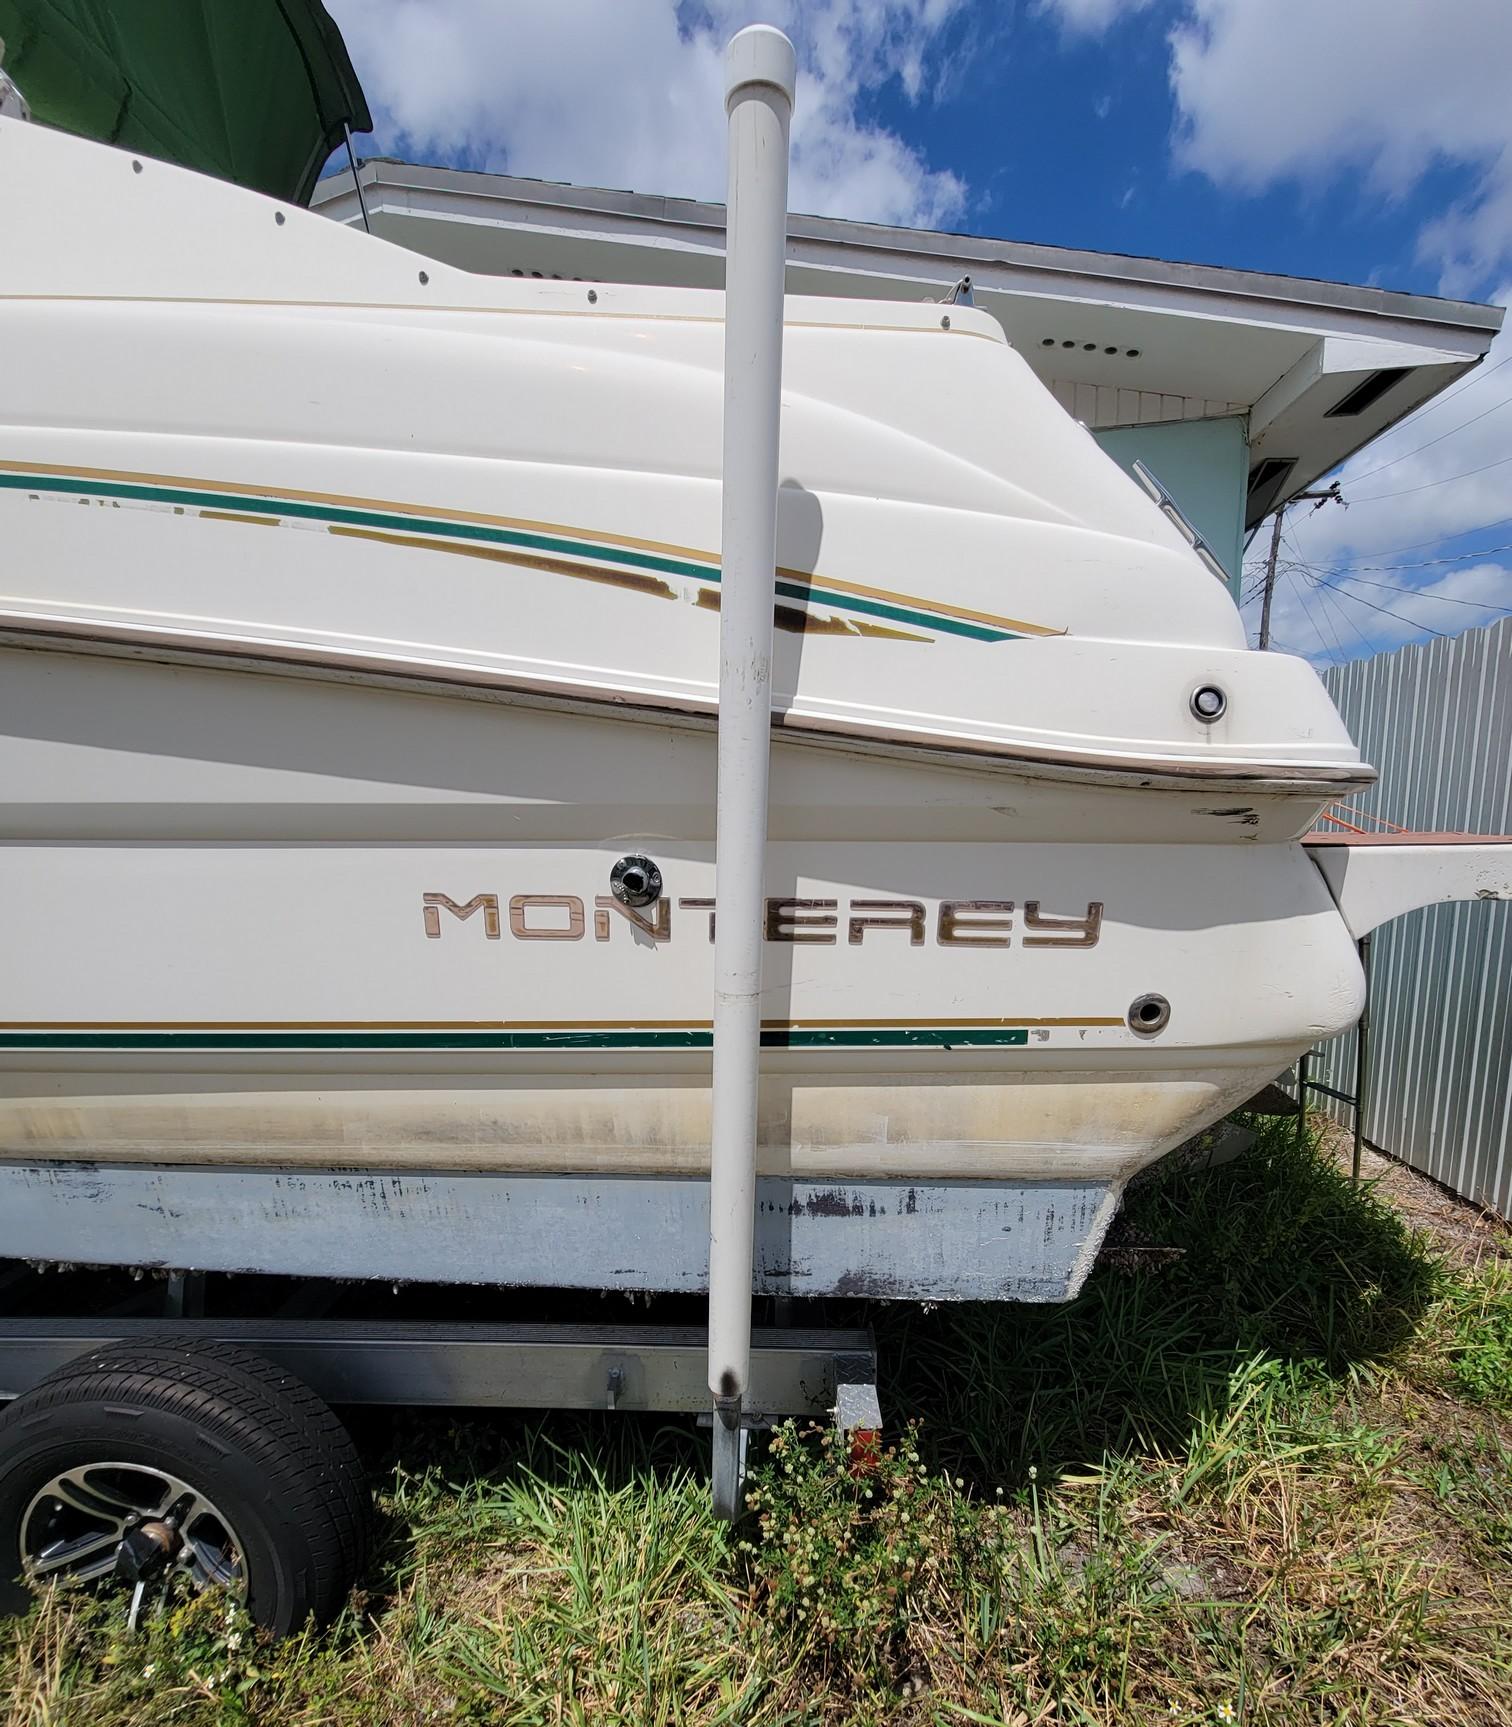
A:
[0, 1268, 880, 1437]
[0, 1257, 879, 1633]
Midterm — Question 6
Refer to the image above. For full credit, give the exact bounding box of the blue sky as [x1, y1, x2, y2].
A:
[329, 0, 1512, 663]
[859, 7, 1448, 297]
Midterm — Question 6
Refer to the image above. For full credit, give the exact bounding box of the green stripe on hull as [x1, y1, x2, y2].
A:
[0, 471, 1020, 643]
[0, 1027, 1032, 1052]
[771, 579, 1004, 642]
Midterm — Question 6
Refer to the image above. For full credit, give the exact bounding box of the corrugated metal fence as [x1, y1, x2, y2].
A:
[1310, 616, 1512, 1217]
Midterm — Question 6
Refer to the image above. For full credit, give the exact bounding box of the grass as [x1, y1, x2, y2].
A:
[4, 1118, 1512, 1725]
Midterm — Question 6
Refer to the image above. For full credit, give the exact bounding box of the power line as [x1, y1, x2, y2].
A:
[1257, 483, 1344, 648]
[1273, 561, 1346, 662]
[1311, 574, 1451, 637]
[1387, 350, 1512, 422]
[1255, 578, 1313, 657]
[1311, 573, 1377, 659]
[1290, 569, 1346, 663]
[1327, 569, 1512, 613]
[1347, 542, 1512, 571]
[1338, 351, 1512, 484]
[1266, 629, 1324, 659]
[1342, 389, 1512, 485]
[1348, 449, 1512, 503]
[1301, 567, 1375, 664]
[1250, 530, 1512, 606]
[1283, 568, 1326, 658]
[1318, 513, 1512, 561]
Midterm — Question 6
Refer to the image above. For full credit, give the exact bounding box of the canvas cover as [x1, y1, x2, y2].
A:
[0, 0, 371, 204]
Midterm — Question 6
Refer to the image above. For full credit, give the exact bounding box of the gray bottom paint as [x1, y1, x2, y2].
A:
[0, 1162, 1122, 1302]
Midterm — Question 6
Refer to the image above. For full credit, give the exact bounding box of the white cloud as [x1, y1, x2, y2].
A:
[1168, 2, 1508, 193]
[1046, 0, 1512, 666]
[1034, 0, 1154, 35]
[1420, 162, 1512, 301]
[1035, 0, 1512, 297]
[328, 0, 968, 227]
[1110, 1, 1512, 661]
[1342, 561, 1511, 651]
[1240, 286, 1512, 661]
[1292, 293, 1512, 557]
[1166, 0, 1512, 296]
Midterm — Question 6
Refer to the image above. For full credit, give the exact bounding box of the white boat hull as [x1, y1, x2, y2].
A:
[9, 117, 1480, 1304]
[0, 650, 1364, 1296]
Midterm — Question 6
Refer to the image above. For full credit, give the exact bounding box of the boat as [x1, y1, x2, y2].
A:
[0, 10, 1508, 1323]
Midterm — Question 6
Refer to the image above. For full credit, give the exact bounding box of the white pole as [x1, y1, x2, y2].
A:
[707, 23, 795, 1518]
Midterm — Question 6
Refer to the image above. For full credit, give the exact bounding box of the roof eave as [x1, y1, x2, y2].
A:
[313, 158, 1505, 341]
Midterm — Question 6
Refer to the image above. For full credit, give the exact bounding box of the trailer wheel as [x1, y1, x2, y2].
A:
[0, 1336, 369, 1635]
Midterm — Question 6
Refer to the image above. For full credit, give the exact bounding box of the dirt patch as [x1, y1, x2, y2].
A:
[1314, 1118, 1512, 1268]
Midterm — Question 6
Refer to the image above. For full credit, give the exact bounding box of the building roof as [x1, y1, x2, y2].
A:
[314, 159, 1505, 524]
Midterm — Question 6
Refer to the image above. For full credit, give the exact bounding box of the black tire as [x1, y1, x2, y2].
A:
[0, 1335, 370, 1635]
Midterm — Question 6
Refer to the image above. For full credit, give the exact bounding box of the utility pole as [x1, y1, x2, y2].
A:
[1256, 482, 1345, 651]
[1257, 507, 1286, 652]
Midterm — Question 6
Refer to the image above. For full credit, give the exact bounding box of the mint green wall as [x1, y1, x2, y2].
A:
[1094, 415, 1248, 596]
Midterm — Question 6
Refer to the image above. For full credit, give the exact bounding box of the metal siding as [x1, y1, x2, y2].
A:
[1313, 617, 1512, 1216]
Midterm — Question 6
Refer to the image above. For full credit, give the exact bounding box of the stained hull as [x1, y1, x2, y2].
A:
[0, 119, 1375, 1299]
[0, 651, 1365, 1296]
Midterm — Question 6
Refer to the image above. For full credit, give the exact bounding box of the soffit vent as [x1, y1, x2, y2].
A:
[1245, 456, 1298, 530]
[1325, 367, 1412, 418]
[1038, 337, 1142, 358]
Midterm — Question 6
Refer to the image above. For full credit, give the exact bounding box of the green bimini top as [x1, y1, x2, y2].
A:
[0, 0, 371, 205]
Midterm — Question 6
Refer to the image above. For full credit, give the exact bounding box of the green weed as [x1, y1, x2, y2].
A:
[1432, 1255, 1512, 1408]
[3, 1120, 1511, 1726]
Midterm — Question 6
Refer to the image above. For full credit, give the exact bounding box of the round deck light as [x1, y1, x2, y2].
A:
[1191, 685, 1227, 722]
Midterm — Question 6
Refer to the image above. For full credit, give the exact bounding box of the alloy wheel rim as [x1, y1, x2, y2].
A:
[21, 1461, 244, 1592]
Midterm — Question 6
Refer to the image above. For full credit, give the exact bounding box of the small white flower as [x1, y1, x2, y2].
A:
[226, 1631, 242, 1651]
[142, 1664, 156, 1679]
[1028, 1466, 1038, 1481]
